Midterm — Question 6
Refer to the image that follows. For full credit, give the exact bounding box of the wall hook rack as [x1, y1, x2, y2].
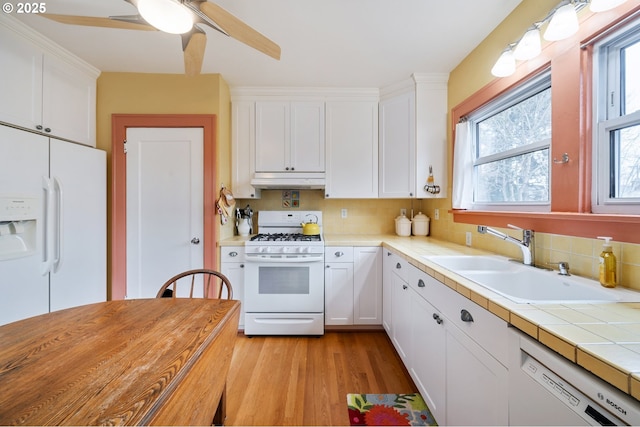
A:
[424, 165, 441, 194]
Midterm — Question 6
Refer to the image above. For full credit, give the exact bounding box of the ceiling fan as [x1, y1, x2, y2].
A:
[41, 0, 281, 76]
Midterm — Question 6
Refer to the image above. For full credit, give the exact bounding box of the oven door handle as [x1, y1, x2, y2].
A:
[245, 255, 324, 263]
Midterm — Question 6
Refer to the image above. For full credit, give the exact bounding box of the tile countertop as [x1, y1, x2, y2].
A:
[219, 234, 640, 401]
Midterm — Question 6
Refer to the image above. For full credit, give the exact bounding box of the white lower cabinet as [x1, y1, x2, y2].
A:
[391, 270, 412, 364]
[325, 246, 381, 325]
[220, 246, 245, 328]
[325, 247, 354, 325]
[410, 286, 446, 424]
[384, 252, 509, 426]
[445, 321, 508, 426]
[353, 247, 382, 324]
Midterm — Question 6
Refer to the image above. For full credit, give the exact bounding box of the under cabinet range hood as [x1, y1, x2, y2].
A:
[251, 172, 325, 189]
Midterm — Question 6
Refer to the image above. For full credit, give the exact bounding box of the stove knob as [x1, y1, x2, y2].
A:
[303, 246, 312, 253]
[281, 247, 289, 253]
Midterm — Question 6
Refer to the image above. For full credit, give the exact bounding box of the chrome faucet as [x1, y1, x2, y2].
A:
[477, 224, 535, 266]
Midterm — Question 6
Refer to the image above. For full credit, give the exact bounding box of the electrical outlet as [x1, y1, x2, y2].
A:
[400, 208, 407, 216]
[341, 208, 348, 219]
[434, 209, 440, 220]
[466, 231, 472, 246]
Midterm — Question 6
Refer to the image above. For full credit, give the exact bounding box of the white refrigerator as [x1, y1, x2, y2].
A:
[0, 124, 106, 326]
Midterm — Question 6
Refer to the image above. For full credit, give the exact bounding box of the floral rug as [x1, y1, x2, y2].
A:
[346, 393, 437, 426]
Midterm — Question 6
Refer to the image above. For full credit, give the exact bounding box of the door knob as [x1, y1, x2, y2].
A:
[191, 238, 200, 245]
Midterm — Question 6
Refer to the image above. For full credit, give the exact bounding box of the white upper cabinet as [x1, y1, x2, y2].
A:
[379, 91, 416, 197]
[231, 101, 261, 198]
[325, 98, 378, 198]
[255, 100, 324, 173]
[379, 74, 448, 199]
[0, 15, 98, 146]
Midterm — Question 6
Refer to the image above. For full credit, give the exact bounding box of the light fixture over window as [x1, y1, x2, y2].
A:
[543, 3, 579, 41]
[137, 0, 193, 34]
[590, 0, 628, 12]
[514, 27, 542, 60]
[491, 49, 516, 77]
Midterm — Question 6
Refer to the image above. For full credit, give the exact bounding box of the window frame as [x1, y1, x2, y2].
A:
[450, 5, 640, 245]
[467, 70, 552, 212]
[592, 21, 640, 214]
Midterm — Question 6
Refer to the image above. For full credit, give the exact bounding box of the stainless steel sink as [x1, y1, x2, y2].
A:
[424, 255, 640, 304]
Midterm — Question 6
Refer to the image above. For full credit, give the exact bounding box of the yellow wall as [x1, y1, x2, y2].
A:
[96, 72, 233, 287]
[430, 0, 640, 291]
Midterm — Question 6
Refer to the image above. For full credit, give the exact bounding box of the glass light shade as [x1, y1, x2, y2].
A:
[491, 50, 516, 77]
[514, 28, 542, 60]
[137, 0, 193, 34]
[543, 3, 579, 41]
[590, 0, 628, 12]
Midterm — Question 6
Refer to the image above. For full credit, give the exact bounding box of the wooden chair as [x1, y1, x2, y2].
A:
[156, 269, 233, 300]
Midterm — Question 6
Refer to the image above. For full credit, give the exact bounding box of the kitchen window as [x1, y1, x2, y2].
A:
[459, 70, 551, 211]
[593, 19, 640, 214]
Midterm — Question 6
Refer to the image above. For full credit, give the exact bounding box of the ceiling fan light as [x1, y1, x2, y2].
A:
[543, 3, 579, 41]
[590, 0, 628, 12]
[513, 27, 541, 60]
[491, 50, 516, 77]
[137, 0, 193, 34]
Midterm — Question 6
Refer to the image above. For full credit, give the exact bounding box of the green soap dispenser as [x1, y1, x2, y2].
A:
[597, 236, 617, 288]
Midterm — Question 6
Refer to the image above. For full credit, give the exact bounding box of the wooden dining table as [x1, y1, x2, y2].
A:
[0, 298, 240, 426]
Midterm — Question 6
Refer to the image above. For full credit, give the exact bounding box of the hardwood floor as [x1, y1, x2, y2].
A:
[225, 331, 417, 426]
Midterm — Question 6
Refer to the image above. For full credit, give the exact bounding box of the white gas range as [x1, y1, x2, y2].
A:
[243, 211, 324, 336]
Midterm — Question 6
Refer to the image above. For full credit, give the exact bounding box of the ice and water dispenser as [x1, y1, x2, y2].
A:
[0, 196, 38, 260]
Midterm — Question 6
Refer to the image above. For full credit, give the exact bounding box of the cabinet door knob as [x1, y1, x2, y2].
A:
[229, 251, 238, 257]
[335, 251, 344, 257]
[418, 279, 425, 288]
[396, 262, 401, 269]
[240, 264, 244, 268]
[44, 128, 51, 133]
[36, 124, 43, 130]
[433, 313, 443, 324]
[191, 237, 200, 245]
[402, 285, 408, 290]
[460, 309, 474, 322]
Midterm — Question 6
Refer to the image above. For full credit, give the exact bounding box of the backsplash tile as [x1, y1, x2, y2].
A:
[233, 190, 640, 291]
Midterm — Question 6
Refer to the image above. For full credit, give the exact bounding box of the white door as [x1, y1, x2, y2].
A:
[49, 138, 106, 311]
[126, 127, 204, 299]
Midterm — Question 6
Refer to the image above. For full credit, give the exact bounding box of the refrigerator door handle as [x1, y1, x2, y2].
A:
[42, 176, 54, 276]
[52, 176, 63, 273]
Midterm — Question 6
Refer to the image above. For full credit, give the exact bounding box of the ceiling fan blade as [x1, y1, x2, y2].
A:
[197, 2, 281, 60]
[182, 30, 207, 77]
[42, 13, 156, 31]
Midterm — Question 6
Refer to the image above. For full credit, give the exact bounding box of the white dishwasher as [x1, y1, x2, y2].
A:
[508, 327, 640, 426]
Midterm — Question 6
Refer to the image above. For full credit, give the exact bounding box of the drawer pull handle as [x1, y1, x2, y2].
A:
[417, 279, 425, 288]
[335, 251, 344, 257]
[396, 262, 402, 269]
[229, 251, 238, 257]
[432, 313, 443, 324]
[460, 309, 474, 322]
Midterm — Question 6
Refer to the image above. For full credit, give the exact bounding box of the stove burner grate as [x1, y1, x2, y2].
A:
[250, 233, 321, 242]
